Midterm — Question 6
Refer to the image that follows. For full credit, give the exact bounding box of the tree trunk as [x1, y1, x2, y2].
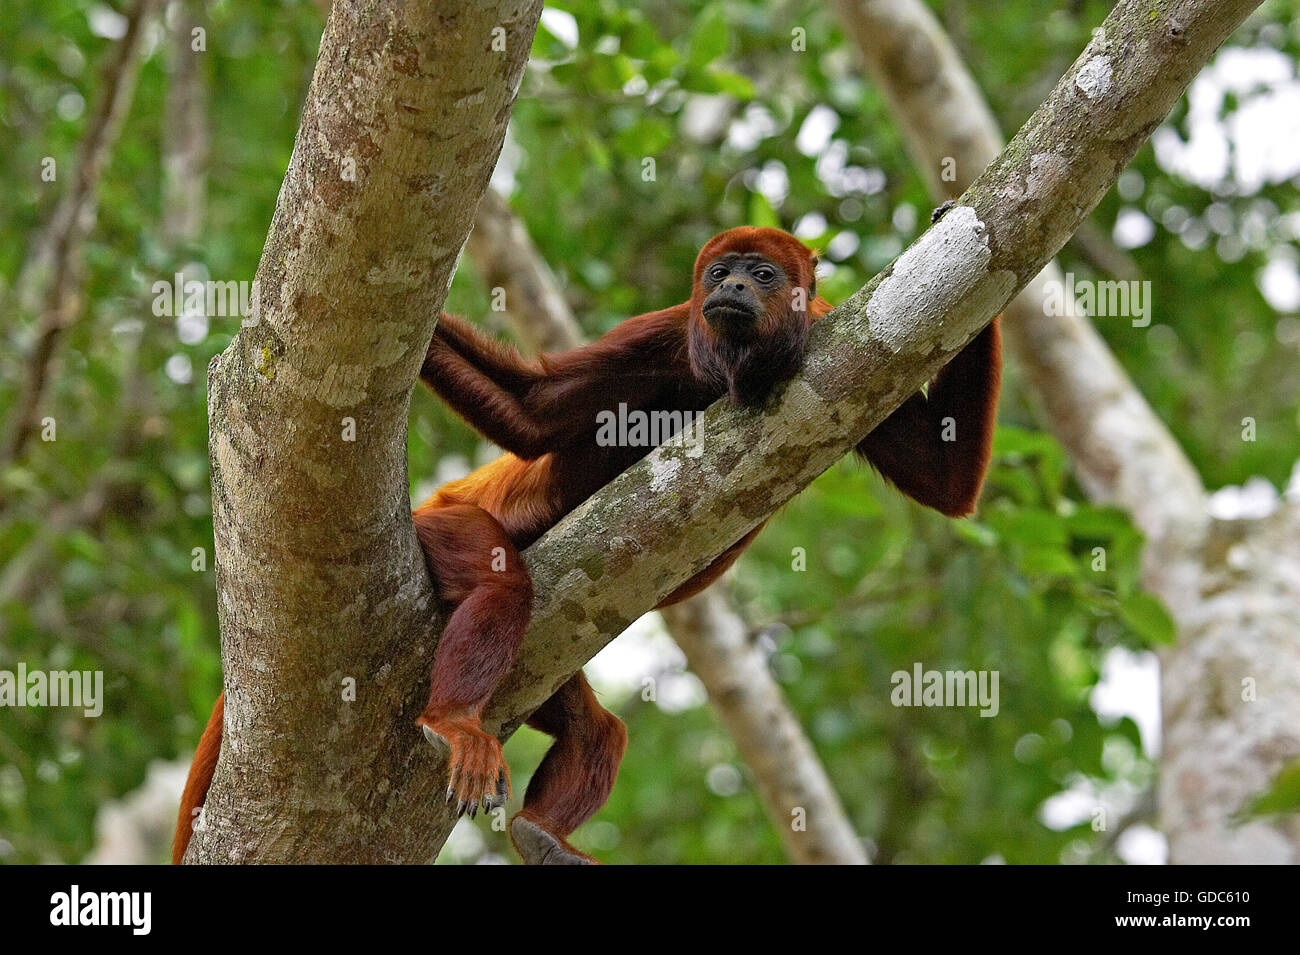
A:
[189, 0, 543, 863]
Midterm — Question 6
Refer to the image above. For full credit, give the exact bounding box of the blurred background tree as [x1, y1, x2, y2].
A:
[2, 0, 1297, 864]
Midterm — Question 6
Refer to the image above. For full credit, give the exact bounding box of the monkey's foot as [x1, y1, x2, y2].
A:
[417, 713, 510, 818]
[510, 814, 598, 865]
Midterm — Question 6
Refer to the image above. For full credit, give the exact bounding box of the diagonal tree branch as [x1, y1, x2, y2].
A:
[658, 593, 868, 863]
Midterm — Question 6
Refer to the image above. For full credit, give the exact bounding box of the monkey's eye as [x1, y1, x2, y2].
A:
[753, 266, 776, 283]
[708, 265, 729, 281]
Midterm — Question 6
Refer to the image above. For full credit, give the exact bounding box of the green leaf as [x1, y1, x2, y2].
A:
[688, 5, 728, 68]
[613, 118, 674, 156]
[1017, 545, 1080, 578]
[1118, 591, 1177, 645]
[993, 425, 1058, 458]
[621, 19, 663, 61]
[989, 467, 1040, 507]
[707, 68, 755, 99]
[747, 190, 780, 229]
[584, 132, 611, 171]
[1063, 506, 1134, 541]
[648, 46, 679, 78]
[1241, 760, 1300, 819]
[990, 508, 1068, 548]
[953, 520, 997, 547]
[59, 530, 105, 564]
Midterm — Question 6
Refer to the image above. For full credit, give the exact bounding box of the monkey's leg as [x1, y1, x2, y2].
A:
[510, 673, 627, 865]
[413, 503, 533, 817]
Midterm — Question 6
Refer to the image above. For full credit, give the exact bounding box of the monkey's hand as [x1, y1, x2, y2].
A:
[417, 711, 510, 818]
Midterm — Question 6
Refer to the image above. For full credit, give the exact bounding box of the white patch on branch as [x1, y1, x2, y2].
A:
[867, 205, 1016, 352]
[650, 453, 682, 493]
[1076, 56, 1113, 99]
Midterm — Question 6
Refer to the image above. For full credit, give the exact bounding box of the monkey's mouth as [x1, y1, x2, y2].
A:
[702, 301, 759, 330]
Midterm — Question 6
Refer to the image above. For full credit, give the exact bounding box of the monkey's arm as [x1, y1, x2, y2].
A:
[430, 312, 540, 391]
[422, 309, 689, 458]
[856, 318, 1001, 517]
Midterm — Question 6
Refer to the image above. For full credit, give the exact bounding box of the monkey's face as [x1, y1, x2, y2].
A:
[687, 229, 818, 406]
[698, 253, 785, 340]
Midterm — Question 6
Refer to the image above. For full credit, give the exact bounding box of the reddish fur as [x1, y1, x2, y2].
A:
[855, 317, 1002, 516]
[173, 692, 223, 864]
[173, 227, 1000, 864]
[510, 674, 627, 862]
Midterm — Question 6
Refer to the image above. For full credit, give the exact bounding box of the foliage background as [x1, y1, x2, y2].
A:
[1, 0, 1297, 863]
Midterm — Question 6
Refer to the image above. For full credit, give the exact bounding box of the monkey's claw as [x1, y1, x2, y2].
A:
[417, 713, 512, 818]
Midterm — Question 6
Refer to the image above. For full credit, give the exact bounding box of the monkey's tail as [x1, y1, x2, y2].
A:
[173, 692, 224, 864]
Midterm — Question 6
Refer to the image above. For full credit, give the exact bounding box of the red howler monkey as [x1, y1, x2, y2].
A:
[174, 225, 1001, 865]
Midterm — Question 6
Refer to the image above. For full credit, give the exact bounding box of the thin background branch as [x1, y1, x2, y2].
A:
[3, 0, 162, 473]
